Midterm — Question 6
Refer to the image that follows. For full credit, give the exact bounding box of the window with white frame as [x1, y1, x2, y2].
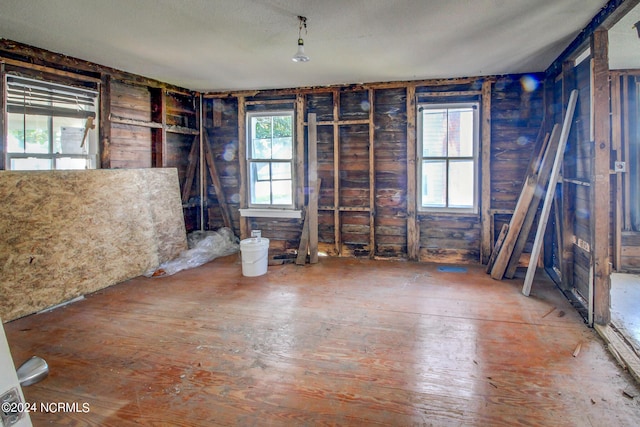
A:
[247, 111, 295, 208]
[418, 102, 479, 213]
[5, 75, 99, 170]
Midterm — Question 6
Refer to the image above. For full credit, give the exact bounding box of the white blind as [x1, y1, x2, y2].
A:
[6, 75, 97, 118]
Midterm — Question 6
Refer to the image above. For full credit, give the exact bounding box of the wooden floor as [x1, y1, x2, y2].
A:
[5, 256, 640, 426]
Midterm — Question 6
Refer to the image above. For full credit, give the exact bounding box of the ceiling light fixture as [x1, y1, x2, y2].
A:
[292, 16, 310, 63]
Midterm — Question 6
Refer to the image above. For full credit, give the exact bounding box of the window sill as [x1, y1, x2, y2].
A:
[239, 208, 302, 219]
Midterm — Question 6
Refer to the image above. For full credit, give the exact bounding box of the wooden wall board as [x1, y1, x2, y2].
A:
[0, 168, 187, 321]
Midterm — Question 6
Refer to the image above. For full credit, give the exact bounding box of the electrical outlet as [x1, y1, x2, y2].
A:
[0, 388, 24, 427]
[615, 161, 626, 172]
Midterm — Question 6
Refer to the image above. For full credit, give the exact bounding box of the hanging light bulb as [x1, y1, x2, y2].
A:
[292, 16, 310, 63]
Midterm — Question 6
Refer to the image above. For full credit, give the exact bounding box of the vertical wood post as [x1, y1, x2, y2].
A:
[99, 73, 111, 169]
[480, 80, 493, 263]
[238, 96, 248, 239]
[368, 89, 376, 259]
[591, 29, 611, 325]
[560, 61, 576, 290]
[406, 85, 419, 261]
[308, 113, 319, 264]
[333, 89, 341, 255]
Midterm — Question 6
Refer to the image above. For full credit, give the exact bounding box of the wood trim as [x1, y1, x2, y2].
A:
[238, 96, 248, 239]
[406, 85, 419, 261]
[296, 94, 305, 211]
[480, 80, 492, 264]
[591, 29, 611, 325]
[0, 62, 5, 170]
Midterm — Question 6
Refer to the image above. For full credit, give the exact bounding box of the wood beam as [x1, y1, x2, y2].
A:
[591, 29, 611, 325]
[560, 61, 576, 290]
[333, 89, 341, 255]
[368, 89, 376, 259]
[480, 80, 492, 263]
[406, 85, 419, 261]
[308, 113, 319, 264]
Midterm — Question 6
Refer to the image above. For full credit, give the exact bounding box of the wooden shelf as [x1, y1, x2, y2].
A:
[110, 116, 163, 129]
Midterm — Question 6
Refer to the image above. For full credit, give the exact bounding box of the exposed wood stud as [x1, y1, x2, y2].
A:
[238, 96, 248, 239]
[333, 89, 341, 255]
[407, 85, 419, 261]
[203, 133, 232, 229]
[368, 89, 376, 258]
[560, 61, 576, 289]
[181, 135, 200, 204]
[308, 113, 319, 264]
[99, 73, 111, 169]
[480, 80, 492, 263]
[590, 29, 611, 325]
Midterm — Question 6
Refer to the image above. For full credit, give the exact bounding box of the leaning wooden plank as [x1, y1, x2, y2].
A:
[203, 133, 232, 229]
[296, 209, 310, 265]
[504, 125, 561, 279]
[523, 89, 578, 296]
[490, 130, 553, 280]
[181, 135, 200, 204]
[486, 223, 509, 274]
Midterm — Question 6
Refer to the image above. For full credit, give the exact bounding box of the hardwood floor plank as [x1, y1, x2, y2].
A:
[4, 256, 640, 426]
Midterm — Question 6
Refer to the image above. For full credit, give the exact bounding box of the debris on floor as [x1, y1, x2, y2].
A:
[146, 228, 239, 277]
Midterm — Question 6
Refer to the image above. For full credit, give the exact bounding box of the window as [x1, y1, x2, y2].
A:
[5, 75, 98, 170]
[247, 111, 295, 208]
[418, 102, 479, 213]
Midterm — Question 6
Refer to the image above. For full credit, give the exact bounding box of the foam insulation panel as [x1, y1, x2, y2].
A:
[0, 168, 187, 321]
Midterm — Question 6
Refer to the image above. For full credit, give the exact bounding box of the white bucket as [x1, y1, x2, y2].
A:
[240, 238, 269, 277]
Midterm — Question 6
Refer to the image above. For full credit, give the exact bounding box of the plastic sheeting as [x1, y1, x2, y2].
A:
[147, 228, 239, 278]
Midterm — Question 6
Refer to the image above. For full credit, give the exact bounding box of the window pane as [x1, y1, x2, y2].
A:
[272, 180, 292, 205]
[11, 158, 52, 170]
[7, 113, 25, 152]
[253, 117, 272, 139]
[19, 115, 50, 154]
[251, 181, 271, 205]
[448, 160, 474, 208]
[422, 160, 446, 207]
[251, 162, 270, 181]
[272, 137, 292, 159]
[56, 157, 88, 170]
[422, 109, 447, 157]
[55, 117, 86, 154]
[271, 162, 291, 180]
[252, 138, 271, 159]
[447, 108, 474, 157]
[272, 115, 292, 137]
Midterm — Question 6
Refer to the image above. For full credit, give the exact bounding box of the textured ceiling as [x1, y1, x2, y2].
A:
[0, 0, 633, 92]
